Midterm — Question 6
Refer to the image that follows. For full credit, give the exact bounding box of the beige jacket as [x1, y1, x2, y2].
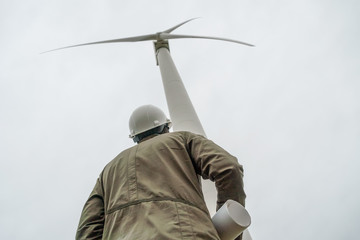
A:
[76, 131, 245, 240]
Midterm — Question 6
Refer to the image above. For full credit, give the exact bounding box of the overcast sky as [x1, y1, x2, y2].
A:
[1, 1, 359, 239]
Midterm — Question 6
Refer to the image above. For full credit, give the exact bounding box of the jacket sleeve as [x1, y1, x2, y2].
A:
[76, 177, 105, 240]
[185, 132, 246, 210]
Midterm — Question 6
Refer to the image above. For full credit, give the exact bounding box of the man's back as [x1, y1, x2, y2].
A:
[76, 131, 245, 240]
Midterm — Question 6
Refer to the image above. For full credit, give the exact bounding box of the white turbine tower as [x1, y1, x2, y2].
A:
[45, 19, 254, 240]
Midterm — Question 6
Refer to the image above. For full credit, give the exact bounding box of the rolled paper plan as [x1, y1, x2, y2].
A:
[212, 200, 251, 240]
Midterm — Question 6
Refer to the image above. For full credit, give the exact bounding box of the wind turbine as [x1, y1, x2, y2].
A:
[43, 18, 253, 138]
[45, 18, 254, 240]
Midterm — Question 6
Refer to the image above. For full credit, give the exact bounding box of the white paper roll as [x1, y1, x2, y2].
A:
[212, 200, 251, 240]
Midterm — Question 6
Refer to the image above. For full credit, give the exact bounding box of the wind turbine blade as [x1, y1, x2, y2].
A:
[159, 33, 255, 47]
[42, 34, 157, 53]
[162, 18, 199, 33]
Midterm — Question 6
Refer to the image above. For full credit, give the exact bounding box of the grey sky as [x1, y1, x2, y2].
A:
[1, 1, 359, 239]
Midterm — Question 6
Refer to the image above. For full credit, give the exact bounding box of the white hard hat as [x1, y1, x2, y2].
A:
[129, 105, 172, 138]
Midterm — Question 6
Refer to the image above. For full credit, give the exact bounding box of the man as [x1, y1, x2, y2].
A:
[76, 105, 246, 240]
